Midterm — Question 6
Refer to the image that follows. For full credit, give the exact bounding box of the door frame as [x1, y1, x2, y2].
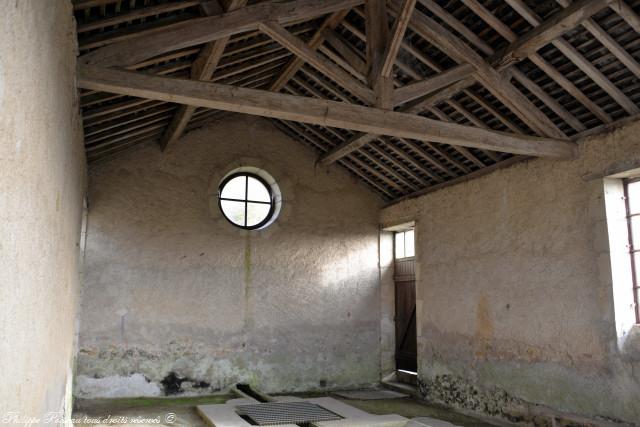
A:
[378, 221, 418, 380]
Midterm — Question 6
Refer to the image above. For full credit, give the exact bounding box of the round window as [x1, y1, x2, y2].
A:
[218, 172, 276, 230]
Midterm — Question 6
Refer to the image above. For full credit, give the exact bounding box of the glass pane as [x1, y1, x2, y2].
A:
[395, 232, 405, 259]
[634, 252, 640, 289]
[247, 176, 271, 202]
[221, 175, 246, 200]
[246, 202, 271, 227]
[220, 200, 246, 226]
[405, 230, 415, 257]
[628, 181, 640, 215]
[631, 215, 640, 247]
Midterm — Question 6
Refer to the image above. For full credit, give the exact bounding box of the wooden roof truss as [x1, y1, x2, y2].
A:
[74, 0, 640, 201]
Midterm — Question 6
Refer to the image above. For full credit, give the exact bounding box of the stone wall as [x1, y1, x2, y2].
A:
[381, 121, 640, 424]
[76, 116, 383, 398]
[0, 0, 86, 422]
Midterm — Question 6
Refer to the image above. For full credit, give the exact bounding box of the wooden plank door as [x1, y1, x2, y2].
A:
[395, 257, 417, 372]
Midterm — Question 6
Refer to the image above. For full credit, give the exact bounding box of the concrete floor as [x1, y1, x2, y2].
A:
[72, 393, 497, 427]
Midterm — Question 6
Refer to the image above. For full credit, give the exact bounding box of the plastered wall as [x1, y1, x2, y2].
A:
[381, 121, 640, 424]
[0, 0, 86, 422]
[76, 116, 383, 398]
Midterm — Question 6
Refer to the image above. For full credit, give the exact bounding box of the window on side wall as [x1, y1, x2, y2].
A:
[605, 172, 640, 348]
[624, 178, 640, 324]
[395, 229, 415, 260]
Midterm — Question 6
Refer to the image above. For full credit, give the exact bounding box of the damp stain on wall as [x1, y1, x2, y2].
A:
[244, 233, 252, 328]
[474, 294, 493, 360]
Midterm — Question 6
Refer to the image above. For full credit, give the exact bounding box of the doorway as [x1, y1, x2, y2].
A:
[394, 229, 417, 373]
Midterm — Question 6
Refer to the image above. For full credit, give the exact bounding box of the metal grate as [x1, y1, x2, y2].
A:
[235, 401, 343, 425]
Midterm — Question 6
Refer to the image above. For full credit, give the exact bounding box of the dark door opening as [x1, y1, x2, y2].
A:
[394, 230, 417, 373]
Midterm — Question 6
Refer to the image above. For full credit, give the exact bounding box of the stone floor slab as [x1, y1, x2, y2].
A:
[197, 396, 408, 427]
[407, 417, 462, 427]
[333, 389, 409, 400]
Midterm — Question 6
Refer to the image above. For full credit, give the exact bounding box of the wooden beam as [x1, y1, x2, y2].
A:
[508, 68, 586, 132]
[503, 0, 636, 117]
[553, 38, 640, 115]
[555, 0, 640, 80]
[427, 107, 486, 168]
[82, 98, 156, 121]
[325, 0, 393, 169]
[319, 133, 380, 165]
[357, 148, 422, 191]
[85, 105, 176, 137]
[73, 0, 120, 10]
[269, 10, 349, 92]
[420, 0, 592, 129]
[577, 15, 640, 80]
[274, 120, 394, 198]
[453, 0, 611, 125]
[449, 100, 489, 129]
[365, 0, 393, 108]
[417, 0, 493, 55]
[571, 112, 640, 141]
[393, 138, 453, 179]
[489, 0, 609, 70]
[374, 0, 417, 80]
[366, 143, 433, 186]
[462, 89, 524, 134]
[78, 65, 578, 158]
[377, 138, 447, 183]
[322, 28, 369, 77]
[606, 0, 640, 33]
[259, 21, 376, 104]
[160, 0, 247, 151]
[466, 0, 607, 124]
[393, 64, 474, 106]
[310, 25, 479, 171]
[390, 0, 567, 139]
[530, 51, 611, 125]
[318, 46, 367, 82]
[77, 1, 202, 33]
[80, 0, 364, 67]
[365, 0, 388, 80]
[299, 67, 355, 102]
[276, 120, 404, 196]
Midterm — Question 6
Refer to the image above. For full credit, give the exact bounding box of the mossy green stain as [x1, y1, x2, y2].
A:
[244, 233, 253, 328]
[244, 234, 251, 285]
[74, 394, 232, 411]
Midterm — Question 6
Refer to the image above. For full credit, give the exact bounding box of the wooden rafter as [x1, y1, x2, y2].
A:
[269, 10, 350, 92]
[488, 0, 610, 70]
[389, 0, 567, 139]
[160, 0, 247, 151]
[77, 1, 202, 32]
[284, 72, 453, 184]
[417, 0, 592, 130]
[414, 0, 616, 129]
[80, 0, 365, 67]
[501, 0, 638, 117]
[322, 28, 369, 77]
[393, 64, 475, 106]
[259, 21, 376, 103]
[315, 13, 509, 166]
[319, 134, 380, 165]
[555, 0, 640, 79]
